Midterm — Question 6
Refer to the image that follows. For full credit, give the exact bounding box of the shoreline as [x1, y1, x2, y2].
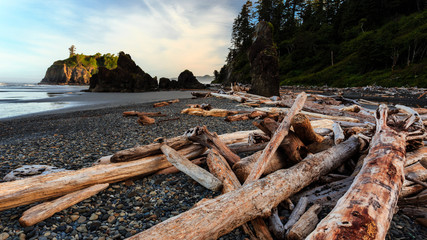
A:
[1, 90, 194, 121]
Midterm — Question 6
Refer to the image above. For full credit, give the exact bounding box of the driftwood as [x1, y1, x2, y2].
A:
[137, 115, 155, 125]
[268, 207, 285, 240]
[191, 92, 211, 98]
[186, 126, 240, 165]
[210, 92, 245, 102]
[207, 149, 273, 240]
[284, 197, 309, 231]
[181, 108, 245, 117]
[286, 204, 321, 240]
[154, 157, 206, 175]
[111, 136, 193, 163]
[244, 92, 307, 184]
[260, 118, 307, 164]
[291, 113, 324, 145]
[255, 107, 360, 123]
[122, 111, 164, 117]
[153, 99, 179, 108]
[19, 183, 109, 227]
[232, 150, 286, 182]
[160, 145, 222, 191]
[0, 144, 206, 211]
[332, 122, 345, 145]
[127, 136, 360, 240]
[307, 105, 407, 240]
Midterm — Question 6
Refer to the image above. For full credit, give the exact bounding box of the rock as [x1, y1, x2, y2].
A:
[89, 52, 158, 92]
[76, 225, 87, 233]
[0, 232, 9, 240]
[3, 165, 68, 181]
[40, 63, 94, 85]
[77, 216, 87, 223]
[177, 70, 205, 89]
[159, 77, 171, 89]
[89, 213, 98, 221]
[248, 21, 280, 97]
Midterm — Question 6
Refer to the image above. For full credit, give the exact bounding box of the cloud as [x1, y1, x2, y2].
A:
[0, 0, 245, 81]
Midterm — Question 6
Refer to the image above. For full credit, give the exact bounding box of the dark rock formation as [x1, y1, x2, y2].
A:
[248, 21, 279, 97]
[40, 63, 94, 85]
[159, 77, 171, 89]
[89, 52, 158, 92]
[177, 70, 205, 89]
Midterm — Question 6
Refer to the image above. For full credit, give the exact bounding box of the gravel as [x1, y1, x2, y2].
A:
[0, 96, 426, 239]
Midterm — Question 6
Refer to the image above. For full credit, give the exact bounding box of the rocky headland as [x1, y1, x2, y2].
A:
[40, 62, 95, 85]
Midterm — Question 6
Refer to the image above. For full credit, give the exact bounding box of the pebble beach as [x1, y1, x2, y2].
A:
[0, 94, 426, 240]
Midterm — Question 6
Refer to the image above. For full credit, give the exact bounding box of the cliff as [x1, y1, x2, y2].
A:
[40, 53, 118, 85]
[40, 63, 95, 85]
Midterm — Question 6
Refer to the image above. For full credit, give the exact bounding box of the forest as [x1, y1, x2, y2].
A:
[214, 0, 427, 87]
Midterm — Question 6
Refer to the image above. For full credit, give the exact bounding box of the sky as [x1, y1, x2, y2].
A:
[0, 0, 246, 82]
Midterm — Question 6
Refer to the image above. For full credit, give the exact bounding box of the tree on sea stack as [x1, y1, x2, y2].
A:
[68, 45, 76, 57]
[249, 21, 279, 97]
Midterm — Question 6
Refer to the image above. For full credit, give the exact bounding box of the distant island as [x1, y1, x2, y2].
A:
[40, 48, 207, 91]
[40, 48, 118, 85]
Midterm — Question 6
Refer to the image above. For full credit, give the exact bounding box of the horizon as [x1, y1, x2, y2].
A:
[0, 0, 246, 83]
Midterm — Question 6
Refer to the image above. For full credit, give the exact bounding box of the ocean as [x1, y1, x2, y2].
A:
[0, 83, 88, 119]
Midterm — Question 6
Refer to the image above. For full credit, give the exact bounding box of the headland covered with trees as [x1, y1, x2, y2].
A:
[214, 0, 426, 87]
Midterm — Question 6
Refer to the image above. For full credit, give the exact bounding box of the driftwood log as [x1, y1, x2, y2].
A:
[286, 204, 321, 240]
[307, 105, 407, 240]
[207, 149, 273, 240]
[19, 183, 109, 227]
[160, 145, 222, 191]
[244, 92, 307, 184]
[291, 113, 324, 145]
[127, 136, 360, 240]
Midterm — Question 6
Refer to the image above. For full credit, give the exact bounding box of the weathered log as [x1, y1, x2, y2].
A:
[137, 115, 155, 125]
[306, 104, 407, 240]
[210, 92, 245, 102]
[232, 150, 286, 182]
[19, 183, 109, 227]
[153, 101, 170, 108]
[225, 113, 250, 122]
[206, 149, 273, 240]
[340, 104, 361, 113]
[403, 162, 427, 187]
[160, 145, 222, 191]
[291, 113, 324, 145]
[268, 207, 285, 240]
[306, 137, 334, 154]
[332, 122, 345, 145]
[127, 136, 360, 240]
[191, 92, 211, 98]
[284, 197, 309, 231]
[154, 157, 206, 175]
[0, 144, 206, 212]
[399, 189, 427, 206]
[262, 118, 307, 164]
[228, 142, 268, 154]
[244, 92, 307, 184]
[286, 204, 321, 240]
[255, 107, 360, 123]
[111, 136, 193, 163]
[186, 126, 240, 165]
[181, 108, 245, 117]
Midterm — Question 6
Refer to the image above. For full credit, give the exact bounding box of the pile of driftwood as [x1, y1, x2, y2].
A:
[0, 89, 426, 240]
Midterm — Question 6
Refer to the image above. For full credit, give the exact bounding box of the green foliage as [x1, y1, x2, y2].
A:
[218, 0, 426, 87]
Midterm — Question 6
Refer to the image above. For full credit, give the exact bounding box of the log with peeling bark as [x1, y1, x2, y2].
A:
[160, 145, 222, 191]
[332, 122, 345, 145]
[306, 104, 407, 240]
[286, 204, 321, 240]
[291, 113, 324, 145]
[232, 150, 286, 182]
[0, 144, 206, 211]
[127, 136, 360, 240]
[207, 149, 273, 240]
[261, 118, 307, 164]
[19, 183, 109, 227]
[111, 136, 193, 163]
[244, 92, 307, 184]
[186, 126, 240, 165]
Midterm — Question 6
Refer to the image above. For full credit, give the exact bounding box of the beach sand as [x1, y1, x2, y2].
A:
[0, 92, 426, 239]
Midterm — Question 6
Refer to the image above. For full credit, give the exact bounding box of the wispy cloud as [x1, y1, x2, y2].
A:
[0, 0, 245, 81]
